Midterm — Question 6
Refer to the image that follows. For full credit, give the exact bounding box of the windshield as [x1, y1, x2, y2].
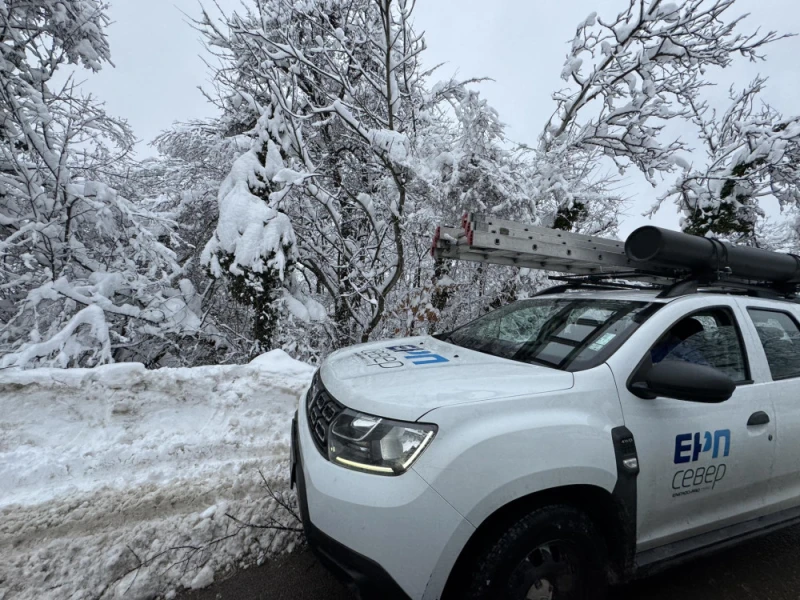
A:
[438, 298, 661, 372]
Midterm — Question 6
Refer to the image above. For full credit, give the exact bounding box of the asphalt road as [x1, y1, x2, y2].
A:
[181, 525, 800, 600]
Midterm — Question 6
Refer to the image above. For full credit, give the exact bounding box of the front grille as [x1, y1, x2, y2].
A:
[306, 372, 345, 457]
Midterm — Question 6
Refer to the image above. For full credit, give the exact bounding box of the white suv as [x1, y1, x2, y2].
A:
[291, 287, 800, 600]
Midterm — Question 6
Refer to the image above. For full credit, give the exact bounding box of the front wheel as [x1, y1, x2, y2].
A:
[465, 505, 608, 600]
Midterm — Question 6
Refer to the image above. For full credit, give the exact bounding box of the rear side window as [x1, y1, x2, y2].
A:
[748, 309, 800, 380]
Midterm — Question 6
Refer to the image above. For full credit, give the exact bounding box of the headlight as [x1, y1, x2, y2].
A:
[328, 409, 437, 476]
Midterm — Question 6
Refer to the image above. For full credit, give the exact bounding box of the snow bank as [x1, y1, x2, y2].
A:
[0, 351, 315, 600]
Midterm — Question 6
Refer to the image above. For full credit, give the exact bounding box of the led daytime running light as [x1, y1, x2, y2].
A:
[334, 457, 395, 473]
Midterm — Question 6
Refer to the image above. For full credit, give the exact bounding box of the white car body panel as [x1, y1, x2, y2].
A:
[606, 294, 776, 551]
[412, 364, 622, 528]
[321, 336, 574, 422]
[735, 297, 800, 514]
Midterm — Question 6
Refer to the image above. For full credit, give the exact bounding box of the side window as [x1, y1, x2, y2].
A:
[650, 308, 748, 383]
[747, 308, 800, 380]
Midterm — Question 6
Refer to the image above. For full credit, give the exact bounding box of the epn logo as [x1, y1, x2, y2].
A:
[674, 429, 731, 464]
[386, 345, 449, 365]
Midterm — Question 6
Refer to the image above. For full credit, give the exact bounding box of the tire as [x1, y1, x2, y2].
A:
[464, 505, 608, 600]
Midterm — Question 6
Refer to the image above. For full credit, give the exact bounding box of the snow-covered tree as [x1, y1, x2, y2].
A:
[146, 117, 330, 361]
[200, 132, 301, 349]
[0, 1, 204, 367]
[397, 86, 539, 334]
[198, 0, 455, 345]
[194, 0, 629, 346]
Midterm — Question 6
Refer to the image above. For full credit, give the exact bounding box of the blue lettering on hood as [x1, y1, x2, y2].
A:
[386, 345, 449, 366]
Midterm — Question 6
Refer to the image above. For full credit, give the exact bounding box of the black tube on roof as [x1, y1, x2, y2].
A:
[625, 226, 800, 283]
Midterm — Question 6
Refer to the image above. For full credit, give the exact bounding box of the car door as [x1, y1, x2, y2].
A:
[739, 300, 800, 513]
[607, 297, 776, 553]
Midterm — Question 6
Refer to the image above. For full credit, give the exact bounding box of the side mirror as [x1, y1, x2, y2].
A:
[630, 361, 735, 403]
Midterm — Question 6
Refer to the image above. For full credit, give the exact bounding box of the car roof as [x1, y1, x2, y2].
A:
[536, 289, 669, 303]
[536, 288, 799, 306]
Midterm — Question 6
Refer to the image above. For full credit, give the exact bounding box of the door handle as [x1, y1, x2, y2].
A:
[747, 411, 770, 426]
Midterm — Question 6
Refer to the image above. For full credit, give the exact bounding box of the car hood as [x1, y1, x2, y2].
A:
[319, 336, 574, 422]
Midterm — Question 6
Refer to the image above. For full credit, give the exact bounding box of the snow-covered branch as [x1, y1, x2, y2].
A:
[545, 0, 788, 183]
[661, 78, 800, 240]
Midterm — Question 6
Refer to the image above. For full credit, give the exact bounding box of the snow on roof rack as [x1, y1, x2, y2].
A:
[431, 213, 800, 299]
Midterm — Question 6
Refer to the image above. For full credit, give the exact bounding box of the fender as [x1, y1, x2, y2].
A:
[424, 428, 640, 599]
[413, 366, 623, 524]
[413, 365, 626, 599]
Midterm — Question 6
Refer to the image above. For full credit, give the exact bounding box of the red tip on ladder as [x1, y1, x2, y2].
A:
[467, 230, 474, 246]
[463, 215, 472, 238]
[431, 226, 441, 258]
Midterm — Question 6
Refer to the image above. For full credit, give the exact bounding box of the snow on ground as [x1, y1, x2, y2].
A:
[0, 351, 315, 600]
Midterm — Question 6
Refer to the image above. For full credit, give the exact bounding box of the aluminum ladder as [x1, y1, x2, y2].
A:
[431, 213, 675, 282]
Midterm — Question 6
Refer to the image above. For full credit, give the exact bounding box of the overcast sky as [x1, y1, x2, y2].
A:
[82, 0, 800, 236]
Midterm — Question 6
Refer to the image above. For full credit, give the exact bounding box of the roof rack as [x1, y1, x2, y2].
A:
[431, 213, 800, 300]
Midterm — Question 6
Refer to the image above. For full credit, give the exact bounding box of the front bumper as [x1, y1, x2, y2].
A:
[291, 403, 473, 600]
[292, 415, 409, 599]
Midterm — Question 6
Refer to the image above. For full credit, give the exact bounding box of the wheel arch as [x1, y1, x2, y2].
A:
[440, 484, 633, 599]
